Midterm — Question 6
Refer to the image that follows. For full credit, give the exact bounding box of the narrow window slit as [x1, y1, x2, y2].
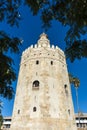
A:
[18, 109, 20, 114]
[33, 107, 37, 112]
[51, 61, 53, 65]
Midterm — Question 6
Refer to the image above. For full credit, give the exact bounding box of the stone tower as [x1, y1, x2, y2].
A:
[11, 33, 77, 130]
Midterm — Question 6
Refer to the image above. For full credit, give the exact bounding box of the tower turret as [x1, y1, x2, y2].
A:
[10, 33, 77, 130]
[38, 32, 50, 47]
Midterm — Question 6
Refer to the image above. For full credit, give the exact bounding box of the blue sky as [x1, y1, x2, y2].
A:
[0, 5, 87, 116]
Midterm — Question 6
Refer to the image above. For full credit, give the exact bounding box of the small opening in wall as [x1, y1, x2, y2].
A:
[68, 109, 70, 115]
[36, 60, 39, 64]
[33, 107, 37, 112]
[64, 84, 67, 89]
[64, 84, 68, 96]
[51, 61, 53, 65]
[18, 109, 20, 114]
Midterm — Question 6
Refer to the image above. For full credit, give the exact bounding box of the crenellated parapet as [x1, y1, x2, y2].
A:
[21, 33, 65, 65]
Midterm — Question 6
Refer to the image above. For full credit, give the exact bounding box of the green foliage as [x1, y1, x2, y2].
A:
[25, 0, 87, 62]
[0, 31, 21, 100]
[25, 0, 87, 33]
[0, 101, 3, 130]
[0, 0, 86, 101]
[0, 0, 21, 27]
[0, 0, 87, 62]
[65, 40, 87, 62]
[0, 0, 22, 100]
[25, 0, 49, 15]
[0, 115, 3, 130]
[69, 73, 80, 88]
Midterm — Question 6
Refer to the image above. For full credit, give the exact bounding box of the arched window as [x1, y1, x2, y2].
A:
[32, 80, 39, 90]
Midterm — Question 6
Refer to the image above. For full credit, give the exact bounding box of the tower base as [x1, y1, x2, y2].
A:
[11, 118, 77, 130]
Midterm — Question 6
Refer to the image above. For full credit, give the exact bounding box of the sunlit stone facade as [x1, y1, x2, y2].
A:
[10, 33, 77, 130]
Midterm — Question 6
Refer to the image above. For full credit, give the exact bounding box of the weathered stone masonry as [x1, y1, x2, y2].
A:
[10, 33, 77, 130]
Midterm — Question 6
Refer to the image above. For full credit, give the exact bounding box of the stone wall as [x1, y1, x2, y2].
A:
[10, 33, 77, 130]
